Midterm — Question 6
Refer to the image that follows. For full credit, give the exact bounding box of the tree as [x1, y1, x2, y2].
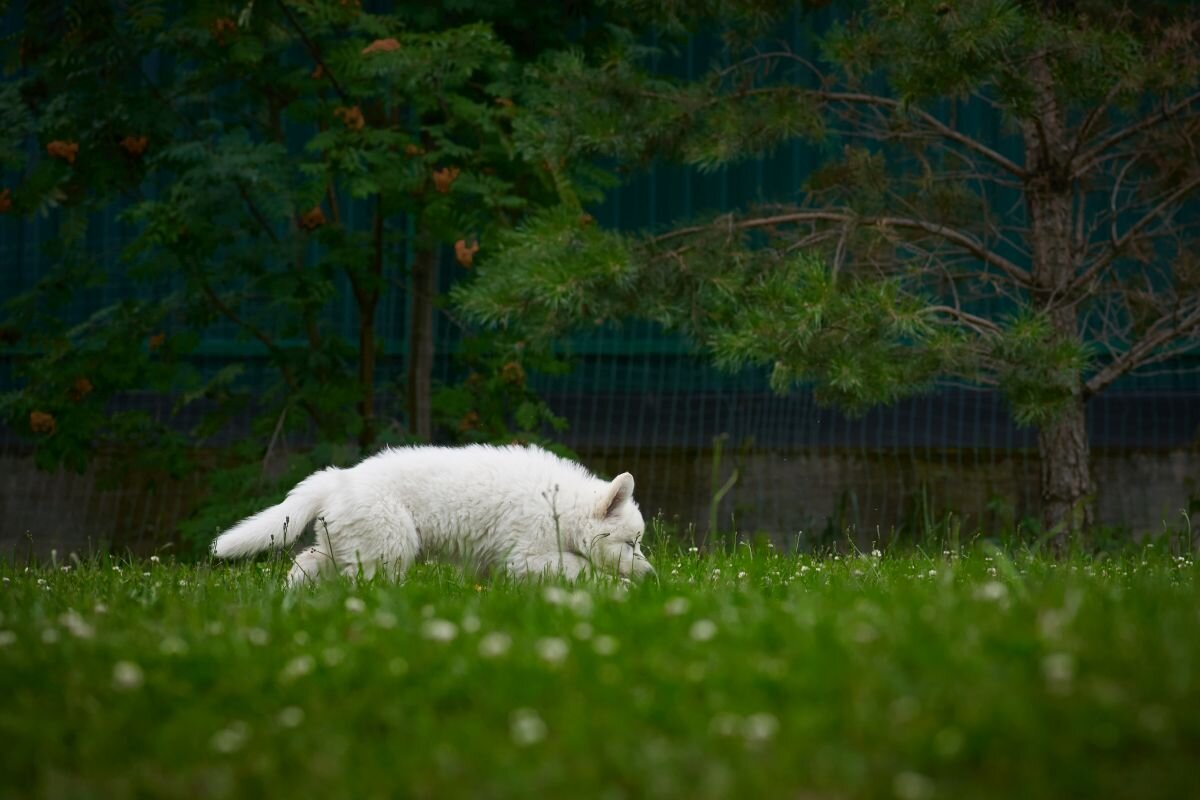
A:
[0, 1, 591, 474]
[456, 0, 1200, 545]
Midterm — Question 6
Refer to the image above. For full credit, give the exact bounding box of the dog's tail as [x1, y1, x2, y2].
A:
[211, 467, 339, 559]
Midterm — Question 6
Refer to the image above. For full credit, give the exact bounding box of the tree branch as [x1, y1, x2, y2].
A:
[1072, 90, 1200, 178]
[654, 210, 1033, 286]
[1069, 174, 1200, 295]
[274, 0, 350, 104]
[1085, 300, 1200, 396]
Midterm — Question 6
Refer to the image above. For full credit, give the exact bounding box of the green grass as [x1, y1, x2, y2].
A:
[1, 543, 1197, 800]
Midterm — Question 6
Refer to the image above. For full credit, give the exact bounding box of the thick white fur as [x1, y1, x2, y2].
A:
[211, 444, 652, 586]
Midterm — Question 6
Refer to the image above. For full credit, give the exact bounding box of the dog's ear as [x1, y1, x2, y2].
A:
[597, 472, 635, 518]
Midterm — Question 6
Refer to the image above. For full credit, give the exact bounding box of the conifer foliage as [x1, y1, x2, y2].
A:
[458, 0, 1200, 542]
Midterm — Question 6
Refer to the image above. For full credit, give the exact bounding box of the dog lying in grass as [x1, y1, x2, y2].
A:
[212, 444, 653, 585]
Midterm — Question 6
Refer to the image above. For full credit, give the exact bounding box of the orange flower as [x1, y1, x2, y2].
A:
[120, 135, 148, 156]
[210, 17, 236, 46]
[431, 166, 460, 194]
[494, 97, 514, 108]
[334, 106, 365, 131]
[454, 239, 479, 268]
[299, 206, 326, 231]
[579, 213, 595, 227]
[30, 411, 56, 435]
[148, 332, 166, 351]
[362, 38, 400, 55]
[70, 377, 93, 402]
[0, 188, 11, 213]
[404, 143, 424, 157]
[500, 361, 526, 386]
[311, 64, 325, 80]
[47, 140, 79, 164]
[457, 410, 481, 433]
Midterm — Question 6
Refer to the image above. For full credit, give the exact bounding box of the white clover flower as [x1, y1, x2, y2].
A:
[373, 610, 397, 629]
[510, 708, 547, 746]
[893, 771, 935, 800]
[149, 555, 160, 563]
[461, 614, 481, 633]
[800, 565, 810, 574]
[478, 632, 513, 658]
[36, 578, 47, 587]
[421, 619, 457, 643]
[160, 636, 187, 655]
[663, 597, 690, 616]
[93, 603, 107, 614]
[245, 628, 269, 646]
[58, 610, 94, 640]
[211, 721, 249, 754]
[542, 586, 568, 606]
[592, 635, 619, 656]
[344, 597, 366, 614]
[281, 655, 315, 681]
[987, 567, 998, 577]
[688, 546, 699, 553]
[112, 660, 145, 691]
[737, 571, 748, 579]
[568, 590, 592, 616]
[871, 549, 883, 558]
[277, 706, 305, 728]
[0, 631, 16, 647]
[572, 622, 593, 640]
[974, 581, 1008, 602]
[689, 619, 717, 642]
[742, 712, 779, 744]
[142, 572, 151, 577]
[927, 569, 938, 577]
[536, 637, 569, 665]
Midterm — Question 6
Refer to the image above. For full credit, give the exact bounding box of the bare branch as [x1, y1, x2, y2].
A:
[1072, 91, 1200, 178]
[1069, 174, 1200, 294]
[1085, 300, 1200, 395]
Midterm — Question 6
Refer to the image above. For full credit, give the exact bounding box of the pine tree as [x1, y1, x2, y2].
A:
[457, 0, 1200, 545]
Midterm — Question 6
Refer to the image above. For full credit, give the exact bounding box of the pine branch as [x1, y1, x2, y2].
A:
[1071, 90, 1200, 178]
[1085, 299, 1200, 396]
[654, 210, 1032, 287]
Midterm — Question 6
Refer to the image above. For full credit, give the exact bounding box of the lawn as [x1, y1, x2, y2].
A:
[1, 541, 1196, 799]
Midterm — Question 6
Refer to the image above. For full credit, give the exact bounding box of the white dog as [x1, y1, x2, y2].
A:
[211, 444, 653, 585]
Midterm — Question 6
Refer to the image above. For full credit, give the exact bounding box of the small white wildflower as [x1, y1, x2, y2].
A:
[663, 597, 690, 616]
[93, 603, 107, 615]
[592, 635, 619, 656]
[178, 580, 189, 587]
[2, 577, 9, 584]
[800, 565, 810, 574]
[688, 546, 699, 553]
[36, 578, 47, 586]
[277, 706, 305, 728]
[573, 622, 593, 640]
[421, 618, 457, 642]
[149, 555, 160, 563]
[245, 628, 269, 646]
[974, 581, 1008, 602]
[160, 636, 187, 655]
[711, 568, 721, 576]
[737, 571, 748, 579]
[510, 708, 546, 746]
[322, 648, 344, 666]
[344, 597, 366, 614]
[1042, 652, 1075, 692]
[542, 586, 568, 606]
[742, 712, 779, 744]
[112, 565, 121, 573]
[987, 567, 997, 577]
[894, 771, 935, 800]
[58, 610, 94, 639]
[60, 566, 71, 573]
[478, 632, 513, 658]
[0, 631, 16, 647]
[142, 572, 151, 578]
[568, 590, 592, 616]
[210, 721, 249, 754]
[689, 619, 717, 642]
[373, 610, 397, 629]
[281, 655, 315, 681]
[536, 637, 569, 665]
[871, 549, 883, 558]
[459, 613, 481, 633]
[927, 569, 938, 577]
[112, 660, 145, 691]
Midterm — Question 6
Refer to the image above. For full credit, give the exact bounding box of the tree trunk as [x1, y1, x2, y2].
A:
[1037, 392, 1094, 549]
[407, 244, 437, 441]
[1022, 51, 1095, 546]
[355, 195, 385, 450]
